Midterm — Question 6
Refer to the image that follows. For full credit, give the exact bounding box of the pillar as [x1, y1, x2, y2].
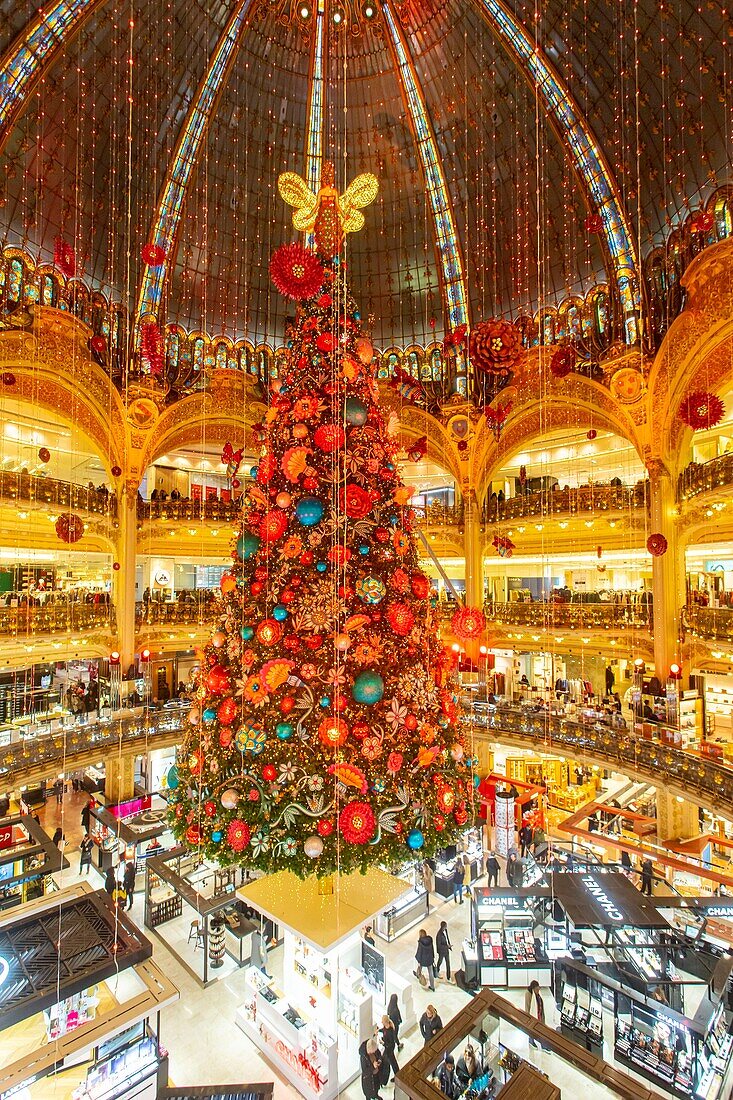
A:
[113, 484, 139, 672]
[648, 461, 685, 677]
[104, 753, 136, 804]
[464, 491, 484, 607]
[656, 791, 700, 842]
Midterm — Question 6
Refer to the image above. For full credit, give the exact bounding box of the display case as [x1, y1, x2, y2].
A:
[615, 996, 694, 1097]
[695, 999, 733, 1100]
[472, 889, 550, 989]
[375, 864, 427, 941]
[558, 977, 603, 1055]
[704, 677, 733, 736]
[144, 867, 181, 927]
[73, 1033, 165, 1100]
[433, 831, 484, 898]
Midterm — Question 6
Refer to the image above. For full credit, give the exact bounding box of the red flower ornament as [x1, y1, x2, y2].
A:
[270, 243, 324, 300]
[338, 801, 376, 844]
[469, 319, 522, 375]
[227, 819, 251, 852]
[550, 345, 576, 378]
[451, 605, 486, 640]
[678, 391, 725, 431]
[340, 483, 374, 519]
[646, 533, 668, 557]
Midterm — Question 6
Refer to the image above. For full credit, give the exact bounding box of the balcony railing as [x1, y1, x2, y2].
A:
[470, 705, 733, 815]
[135, 599, 218, 628]
[678, 454, 733, 502]
[138, 499, 240, 523]
[0, 471, 116, 517]
[410, 503, 464, 528]
[685, 605, 733, 644]
[485, 601, 651, 631]
[0, 604, 114, 637]
[485, 483, 649, 524]
[0, 705, 186, 785]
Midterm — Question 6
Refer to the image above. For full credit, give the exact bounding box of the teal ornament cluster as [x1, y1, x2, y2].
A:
[407, 829, 424, 850]
[296, 497, 325, 526]
[345, 396, 368, 426]
[352, 670, 384, 705]
[236, 533, 260, 560]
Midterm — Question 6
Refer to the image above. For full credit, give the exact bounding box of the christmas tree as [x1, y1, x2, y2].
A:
[169, 164, 471, 877]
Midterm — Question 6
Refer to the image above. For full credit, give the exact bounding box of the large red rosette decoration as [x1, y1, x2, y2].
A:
[340, 482, 374, 519]
[270, 243, 324, 301]
[678, 391, 725, 431]
[338, 801, 376, 844]
[469, 319, 522, 375]
[55, 513, 84, 544]
[646, 533, 668, 557]
[227, 819, 251, 852]
[451, 605, 486, 640]
[550, 345, 576, 378]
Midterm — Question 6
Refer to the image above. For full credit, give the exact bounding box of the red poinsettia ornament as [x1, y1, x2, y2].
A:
[470, 319, 522, 375]
[54, 238, 76, 279]
[646, 533, 668, 557]
[451, 606, 486, 640]
[55, 513, 84, 543]
[141, 243, 167, 266]
[550, 345, 576, 378]
[270, 243, 324, 300]
[678, 391, 725, 431]
[338, 801, 376, 844]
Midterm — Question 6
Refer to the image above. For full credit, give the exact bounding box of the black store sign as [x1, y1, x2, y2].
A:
[553, 872, 667, 928]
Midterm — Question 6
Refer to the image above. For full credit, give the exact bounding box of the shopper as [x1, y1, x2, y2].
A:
[506, 851, 521, 888]
[640, 857, 654, 896]
[387, 992, 403, 1052]
[104, 866, 116, 896]
[53, 778, 64, 805]
[79, 833, 93, 874]
[250, 926, 272, 977]
[359, 1038, 383, 1100]
[81, 798, 93, 833]
[52, 827, 63, 848]
[519, 822, 533, 858]
[435, 920, 452, 981]
[486, 851, 500, 888]
[435, 1054, 460, 1097]
[379, 1014, 399, 1083]
[621, 849, 633, 874]
[414, 928, 436, 991]
[452, 858, 466, 904]
[419, 1004, 443, 1046]
[123, 860, 136, 909]
[525, 979, 545, 1047]
[456, 1045, 483, 1086]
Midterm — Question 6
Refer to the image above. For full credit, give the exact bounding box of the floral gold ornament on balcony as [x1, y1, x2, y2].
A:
[678, 390, 725, 431]
[550, 345, 576, 378]
[169, 166, 468, 878]
[646, 532, 668, 557]
[469, 319, 522, 375]
[55, 512, 84, 544]
[483, 399, 513, 441]
[451, 606, 486, 641]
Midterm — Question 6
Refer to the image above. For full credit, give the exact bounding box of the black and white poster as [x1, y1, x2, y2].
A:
[361, 940, 385, 995]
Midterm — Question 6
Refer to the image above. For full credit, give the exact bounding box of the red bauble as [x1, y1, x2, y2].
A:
[254, 565, 269, 580]
[433, 814, 446, 832]
[262, 764, 277, 782]
[207, 665, 231, 694]
[302, 476, 319, 490]
[314, 424, 345, 452]
[217, 697, 238, 725]
[142, 243, 167, 266]
[260, 509, 288, 542]
[404, 714, 418, 730]
[550, 346, 576, 378]
[319, 716, 349, 748]
[375, 527, 390, 543]
[316, 332, 335, 353]
[280, 696, 295, 714]
[338, 801, 376, 844]
[469, 319, 522, 375]
[204, 801, 216, 817]
[227, 819, 251, 852]
[300, 551, 314, 566]
[113, 562, 120, 571]
[386, 602, 415, 636]
[411, 572, 430, 599]
[38, 447, 50, 463]
[351, 722, 370, 740]
[318, 293, 332, 308]
[646, 532, 668, 557]
[452, 605, 486, 640]
[270, 243, 324, 300]
[55, 513, 84, 544]
[317, 818, 334, 837]
[90, 335, 107, 357]
[111, 465, 122, 477]
[587, 429, 597, 440]
[678, 391, 725, 431]
[305, 634, 323, 649]
[283, 635, 301, 651]
[250, 581, 264, 597]
[454, 804, 469, 827]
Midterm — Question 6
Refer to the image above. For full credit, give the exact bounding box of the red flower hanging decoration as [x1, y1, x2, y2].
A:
[227, 819, 251, 852]
[678, 391, 725, 431]
[690, 210, 714, 235]
[451, 606, 486, 640]
[55, 513, 84, 543]
[54, 237, 76, 279]
[470, 319, 522, 375]
[140, 321, 164, 375]
[584, 213, 603, 233]
[340, 483, 374, 519]
[270, 243, 324, 300]
[386, 602, 415, 636]
[550, 345, 576, 378]
[646, 533, 668, 557]
[141, 243, 167, 266]
[338, 800, 376, 844]
[483, 400, 513, 441]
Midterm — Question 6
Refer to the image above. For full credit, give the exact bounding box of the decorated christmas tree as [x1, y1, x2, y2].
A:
[169, 164, 472, 877]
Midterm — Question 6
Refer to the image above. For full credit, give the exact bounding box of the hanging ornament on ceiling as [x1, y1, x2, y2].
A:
[53, 238, 76, 279]
[389, 367, 425, 405]
[550, 345, 576, 378]
[38, 447, 50, 463]
[405, 435, 428, 462]
[483, 400, 513, 441]
[89, 335, 107, 365]
[222, 442, 244, 480]
[678, 391, 725, 431]
[584, 214, 603, 233]
[55, 513, 84, 544]
[690, 210, 714, 235]
[140, 321, 164, 376]
[587, 429, 597, 441]
[270, 243, 324, 300]
[492, 534, 515, 558]
[470, 320, 522, 376]
[646, 533, 668, 557]
[519, 465, 527, 487]
[141, 243, 167, 266]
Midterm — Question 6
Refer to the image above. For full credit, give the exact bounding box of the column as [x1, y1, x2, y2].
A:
[113, 484, 139, 673]
[656, 792, 699, 842]
[463, 491, 484, 607]
[104, 753, 136, 804]
[648, 461, 685, 676]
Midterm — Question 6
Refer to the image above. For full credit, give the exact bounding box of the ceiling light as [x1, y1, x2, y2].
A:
[299, 3, 311, 17]
[332, 7, 343, 22]
[363, 1, 375, 16]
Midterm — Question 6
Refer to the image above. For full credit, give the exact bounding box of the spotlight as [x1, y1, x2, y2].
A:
[140, 648, 151, 662]
[362, 1, 376, 16]
[669, 662, 682, 680]
[299, 3, 311, 18]
[332, 7, 343, 22]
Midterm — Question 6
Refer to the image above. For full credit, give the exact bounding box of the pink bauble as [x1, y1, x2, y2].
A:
[188, 707, 200, 725]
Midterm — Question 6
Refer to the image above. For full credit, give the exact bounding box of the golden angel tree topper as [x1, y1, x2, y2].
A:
[169, 164, 472, 877]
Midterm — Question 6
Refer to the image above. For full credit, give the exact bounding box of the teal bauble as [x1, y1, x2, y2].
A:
[319, 696, 330, 708]
[250, 465, 258, 478]
[203, 708, 216, 723]
[273, 605, 288, 621]
[241, 626, 254, 640]
[358, 545, 369, 556]
[352, 671, 384, 705]
[236, 533, 260, 560]
[345, 396, 368, 426]
[407, 829, 424, 850]
[316, 561, 328, 573]
[212, 830, 223, 843]
[276, 722, 293, 740]
[296, 497, 325, 526]
[166, 766, 179, 790]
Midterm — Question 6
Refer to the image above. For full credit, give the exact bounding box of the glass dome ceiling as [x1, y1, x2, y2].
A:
[0, 0, 728, 347]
